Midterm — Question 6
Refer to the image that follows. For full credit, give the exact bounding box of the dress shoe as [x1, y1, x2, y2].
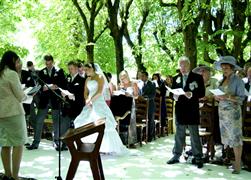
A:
[26, 144, 38, 150]
[167, 157, 180, 164]
[196, 161, 203, 168]
[232, 170, 240, 174]
[61, 145, 68, 151]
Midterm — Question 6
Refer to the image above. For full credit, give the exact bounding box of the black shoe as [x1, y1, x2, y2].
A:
[194, 160, 203, 168]
[167, 158, 180, 164]
[26, 144, 38, 150]
[61, 145, 68, 151]
[196, 162, 203, 168]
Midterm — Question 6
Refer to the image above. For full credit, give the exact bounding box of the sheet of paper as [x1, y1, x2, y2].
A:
[22, 95, 33, 104]
[59, 88, 74, 96]
[209, 89, 225, 96]
[166, 86, 185, 95]
[23, 87, 33, 95]
[112, 90, 126, 96]
[245, 89, 251, 96]
[21, 84, 26, 90]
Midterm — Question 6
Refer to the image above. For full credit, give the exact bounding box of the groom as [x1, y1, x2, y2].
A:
[167, 56, 205, 168]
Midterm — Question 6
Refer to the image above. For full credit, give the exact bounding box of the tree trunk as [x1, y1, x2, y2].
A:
[183, 24, 198, 69]
[86, 43, 94, 63]
[114, 35, 124, 79]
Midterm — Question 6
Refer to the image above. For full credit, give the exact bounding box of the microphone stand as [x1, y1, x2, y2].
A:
[34, 74, 67, 180]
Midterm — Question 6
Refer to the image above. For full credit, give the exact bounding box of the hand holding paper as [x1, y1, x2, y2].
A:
[166, 86, 185, 96]
[209, 89, 225, 96]
[59, 88, 75, 101]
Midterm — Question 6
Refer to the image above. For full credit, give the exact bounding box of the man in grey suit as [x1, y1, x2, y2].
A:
[167, 56, 205, 168]
[139, 71, 156, 142]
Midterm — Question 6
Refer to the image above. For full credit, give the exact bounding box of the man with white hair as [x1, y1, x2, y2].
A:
[167, 56, 205, 168]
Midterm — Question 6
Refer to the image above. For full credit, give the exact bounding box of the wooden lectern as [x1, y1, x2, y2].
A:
[61, 119, 105, 180]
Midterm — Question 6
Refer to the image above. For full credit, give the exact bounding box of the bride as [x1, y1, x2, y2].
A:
[74, 63, 128, 155]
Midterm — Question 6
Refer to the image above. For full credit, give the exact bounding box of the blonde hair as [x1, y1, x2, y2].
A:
[119, 70, 130, 81]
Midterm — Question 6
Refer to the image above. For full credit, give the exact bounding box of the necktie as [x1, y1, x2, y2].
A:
[183, 75, 188, 88]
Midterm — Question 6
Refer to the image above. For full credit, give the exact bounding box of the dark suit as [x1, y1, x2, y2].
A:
[245, 81, 250, 92]
[141, 80, 156, 141]
[171, 71, 205, 161]
[21, 70, 39, 128]
[61, 74, 86, 136]
[32, 66, 66, 147]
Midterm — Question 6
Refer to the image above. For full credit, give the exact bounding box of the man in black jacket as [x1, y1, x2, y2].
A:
[60, 61, 86, 150]
[27, 54, 66, 150]
[139, 71, 156, 142]
[167, 56, 205, 168]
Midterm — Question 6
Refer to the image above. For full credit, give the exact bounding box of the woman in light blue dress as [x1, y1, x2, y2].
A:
[74, 63, 128, 155]
[214, 56, 245, 174]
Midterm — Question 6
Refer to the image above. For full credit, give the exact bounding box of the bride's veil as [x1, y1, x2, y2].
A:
[94, 63, 111, 101]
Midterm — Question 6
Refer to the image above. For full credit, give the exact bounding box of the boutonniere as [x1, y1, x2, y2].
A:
[74, 83, 79, 86]
[67, 77, 71, 82]
[43, 69, 47, 75]
[27, 77, 31, 81]
[189, 81, 198, 91]
[176, 77, 181, 84]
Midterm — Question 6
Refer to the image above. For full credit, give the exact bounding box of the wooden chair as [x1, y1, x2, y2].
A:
[165, 96, 174, 135]
[242, 101, 251, 170]
[184, 103, 215, 161]
[154, 91, 162, 138]
[110, 95, 133, 146]
[61, 119, 105, 180]
[135, 97, 149, 146]
[115, 111, 131, 146]
[198, 103, 215, 160]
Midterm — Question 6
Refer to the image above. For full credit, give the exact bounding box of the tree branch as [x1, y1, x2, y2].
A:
[86, 1, 91, 11]
[94, 23, 108, 43]
[72, 0, 89, 32]
[153, 30, 174, 61]
[94, 0, 104, 18]
[159, 0, 177, 7]
[137, 9, 149, 46]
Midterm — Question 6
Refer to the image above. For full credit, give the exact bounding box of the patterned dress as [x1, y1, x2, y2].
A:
[218, 74, 245, 148]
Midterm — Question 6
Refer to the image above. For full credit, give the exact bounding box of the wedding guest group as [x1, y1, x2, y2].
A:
[1, 49, 250, 177]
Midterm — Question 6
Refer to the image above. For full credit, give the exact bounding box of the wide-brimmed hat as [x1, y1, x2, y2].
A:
[192, 65, 212, 74]
[214, 56, 242, 70]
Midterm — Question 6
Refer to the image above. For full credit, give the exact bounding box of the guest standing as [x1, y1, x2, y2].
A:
[167, 56, 205, 168]
[214, 56, 245, 174]
[0, 51, 27, 180]
[27, 54, 66, 150]
[139, 71, 156, 142]
[60, 61, 86, 151]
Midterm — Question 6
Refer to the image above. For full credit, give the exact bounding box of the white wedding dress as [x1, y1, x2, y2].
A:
[74, 80, 129, 155]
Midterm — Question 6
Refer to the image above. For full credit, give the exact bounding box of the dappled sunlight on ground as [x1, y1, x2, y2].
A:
[1, 135, 250, 179]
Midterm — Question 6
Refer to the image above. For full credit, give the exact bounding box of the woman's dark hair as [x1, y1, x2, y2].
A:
[0, 50, 19, 77]
[152, 73, 162, 86]
[83, 63, 96, 71]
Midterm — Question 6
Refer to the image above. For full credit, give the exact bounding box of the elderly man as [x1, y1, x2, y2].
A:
[167, 56, 205, 168]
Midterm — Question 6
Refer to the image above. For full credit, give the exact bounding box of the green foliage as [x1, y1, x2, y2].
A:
[0, 0, 28, 57]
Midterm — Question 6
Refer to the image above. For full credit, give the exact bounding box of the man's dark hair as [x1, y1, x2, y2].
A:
[44, 54, 53, 61]
[67, 61, 78, 67]
[141, 71, 148, 77]
[27, 61, 33, 67]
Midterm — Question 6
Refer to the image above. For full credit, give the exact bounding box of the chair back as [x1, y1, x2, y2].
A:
[135, 97, 149, 123]
[62, 119, 105, 154]
[165, 97, 174, 118]
[154, 91, 162, 120]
